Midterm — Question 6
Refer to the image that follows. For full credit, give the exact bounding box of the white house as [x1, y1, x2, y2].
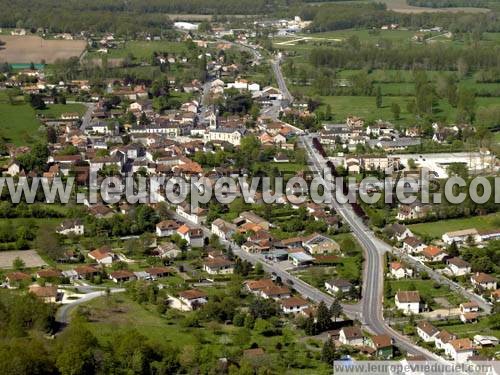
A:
[177, 224, 204, 248]
[389, 262, 413, 279]
[387, 223, 414, 241]
[211, 218, 237, 241]
[471, 273, 497, 291]
[442, 229, 481, 246]
[202, 257, 234, 275]
[446, 257, 471, 277]
[176, 204, 207, 225]
[435, 330, 457, 350]
[88, 247, 114, 265]
[156, 220, 181, 237]
[395, 291, 421, 315]
[444, 338, 474, 362]
[176, 289, 208, 310]
[402, 237, 426, 254]
[339, 326, 364, 347]
[416, 321, 439, 343]
[56, 219, 84, 236]
[325, 279, 353, 294]
[280, 296, 309, 314]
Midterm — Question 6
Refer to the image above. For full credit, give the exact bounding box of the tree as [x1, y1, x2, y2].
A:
[448, 241, 459, 257]
[12, 257, 25, 270]
[456, 87, 476, 123]
[329, 299, 343, 322]
[315, 301, 332, 333]
[391, 102, 401, 120]
[56, 323, 98, 375]
[321, 338, 336, 364]
[408, 158, 417, 170]
[304, 314, 316, 336]
[35, 225, 64, 260]
[376, 86, 382, 108]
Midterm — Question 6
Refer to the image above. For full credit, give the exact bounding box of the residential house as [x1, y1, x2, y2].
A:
[325, 279, 353, 295]
[402, 237, 426, 254]
[390, 262, 413, 279]
[109, 270, 136, 283]
[88, 247, 114, 265]
[29, 285, 59, 303]
[211, 218, 237, 241]
[339, 326, 364, 347]
[237, 211, 270, 230]
[471, 273, 497, 291]
[280, 296, 309, 314]
[473, 335, 499, 347]
[395, 291, 421, 315]
[202, 257, 234, 275]
[259, 285, 291, 300]
[446, 258, 471, 276]
[56, 219, 84, 236]
[36, 269, 62, 280]
[176, 204, 207, 225]
[74, 265, 100, 279]
[177, 224, 204, 248]
[368, 335, 394, 359]
[396, 202, 430, 221]
[416, 321, 439, 343]
[444, 338, 474, 362]
[178, 289, 208, 310]
[303, 233, 340, 255]
[435, 330, 457, 350]
[386, 223, 414, 242]
[245, 279, 276, 295]
[5, 272, 31, 287]
[145, 266, 173, 280]
[156, 220, 181, 237]
[422, 246, 447, 262]
[442, 229, 481, 246]
[153, 243, 181, 259]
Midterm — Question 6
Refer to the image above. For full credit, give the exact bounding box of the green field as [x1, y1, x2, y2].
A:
[0, 92, 44, 145]
[435, 317, 500, 340]
[36, 103, 86, 119]
[315, 95, 500, 125]
[88, 40, 189, 62]
[387, 279, 465, 307]
[409, 213, 500, 239]
[80, 293, 331, 374]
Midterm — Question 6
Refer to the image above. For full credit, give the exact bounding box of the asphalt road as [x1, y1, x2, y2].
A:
[301, 134, 442, 359]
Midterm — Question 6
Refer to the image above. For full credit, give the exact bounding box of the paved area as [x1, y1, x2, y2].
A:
[0, 250, 47, 269]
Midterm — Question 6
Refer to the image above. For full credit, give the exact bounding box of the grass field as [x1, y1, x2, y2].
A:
[409, 213, 500, 239]
[81, 294, 331, 374]
[435, 317, 500, 340]
[0, 35, 86, 64]
[315, 95, 500, 125]
[89, 40, 189, 62]
[36, 103, 86, 119]
[387, 279, 465, 307]
[0, 92, 44, 145]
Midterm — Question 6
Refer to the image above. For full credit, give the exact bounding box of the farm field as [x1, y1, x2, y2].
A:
[0, 35, 86, 64]
[408, 213, 500, 239]
[36, 103, 86, 119]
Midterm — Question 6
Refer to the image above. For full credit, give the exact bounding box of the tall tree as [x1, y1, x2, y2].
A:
[375, 86, 382, 109]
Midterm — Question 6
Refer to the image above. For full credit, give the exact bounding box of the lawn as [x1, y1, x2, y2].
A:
[409, 213, 500, 239]
[36, 103, 86, 119]
[0, 92, 44, 145]
[387, 279, 465, 307]
[434, 317, 500, 340]
[98, 40, 189, 61]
